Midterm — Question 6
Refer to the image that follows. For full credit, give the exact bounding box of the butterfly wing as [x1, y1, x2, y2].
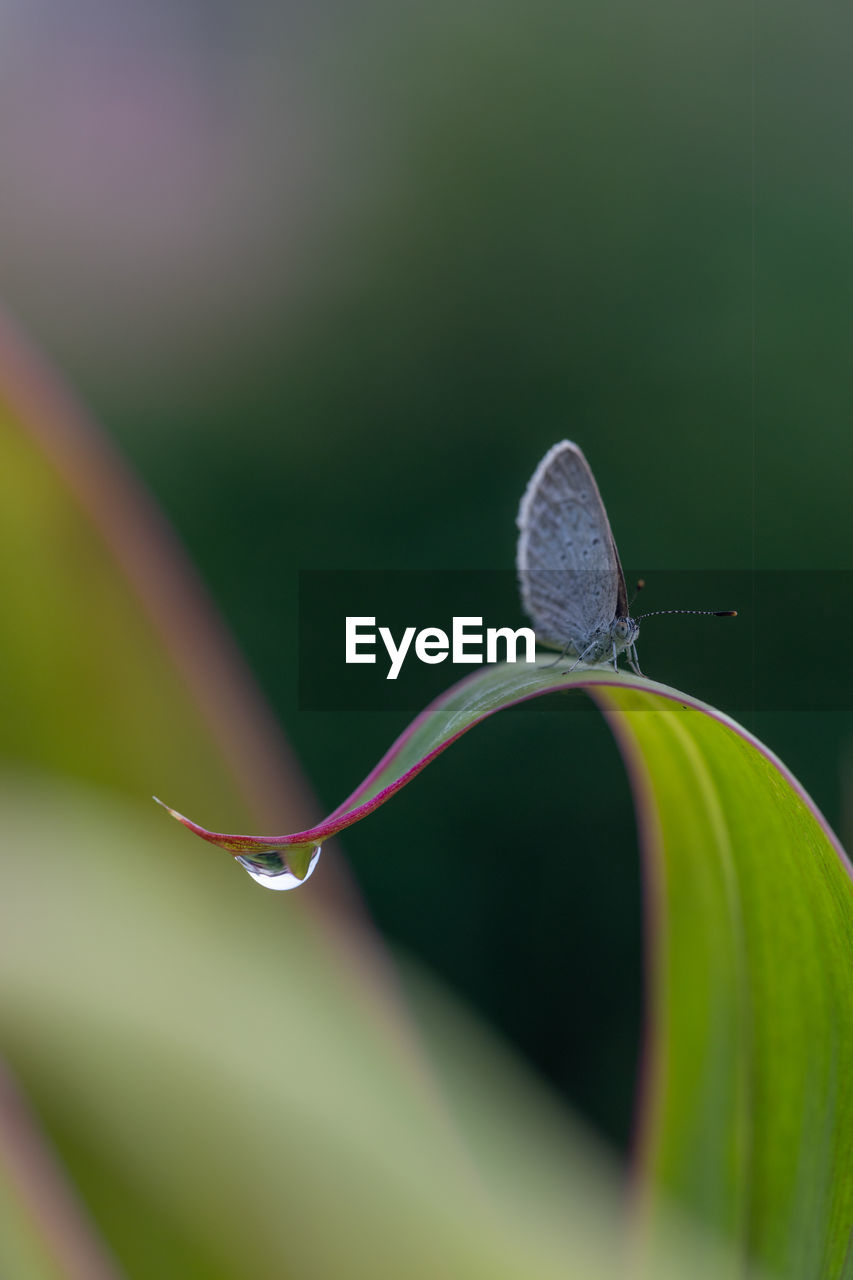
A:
[516, 440, 625, 651]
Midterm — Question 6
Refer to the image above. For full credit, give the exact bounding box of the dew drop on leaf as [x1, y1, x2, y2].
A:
[235, 844, 322, 891]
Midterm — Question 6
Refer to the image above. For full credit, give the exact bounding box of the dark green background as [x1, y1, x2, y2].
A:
[5, 0, 853, 1152]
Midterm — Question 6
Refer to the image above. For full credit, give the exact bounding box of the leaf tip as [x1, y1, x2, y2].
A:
[152, 795, 193, 830]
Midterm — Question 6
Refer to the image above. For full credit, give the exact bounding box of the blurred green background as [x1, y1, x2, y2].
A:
[2, 0, 852, 1158]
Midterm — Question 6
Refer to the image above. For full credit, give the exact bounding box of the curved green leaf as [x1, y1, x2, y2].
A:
[595, 683, 853, 1280]
[4, 313, 844, 1276]
[166, 660, 853, 1278]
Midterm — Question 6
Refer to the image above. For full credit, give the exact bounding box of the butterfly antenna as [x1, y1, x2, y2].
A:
[636, 608, 737, 619]
[629, 578, 646, 608]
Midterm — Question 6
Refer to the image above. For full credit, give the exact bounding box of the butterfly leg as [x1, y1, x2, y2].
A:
[628, 643, 643, 676]
[543, 644, 571, 668]
[567, 640, 597, 673]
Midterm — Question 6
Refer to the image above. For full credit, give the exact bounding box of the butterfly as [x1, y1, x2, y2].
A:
[516, 440, 641, 673]
[516, 439, 738, 676]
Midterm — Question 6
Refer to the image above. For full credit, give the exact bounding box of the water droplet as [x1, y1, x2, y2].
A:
[236, 844, 322, 891]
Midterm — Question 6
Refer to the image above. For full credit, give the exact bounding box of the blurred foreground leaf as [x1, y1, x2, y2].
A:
[170, 660, 853, 1279]
[0, 316, 307, 828]
[0, 318, 637, 1276]
[1, 773, 636, 1279]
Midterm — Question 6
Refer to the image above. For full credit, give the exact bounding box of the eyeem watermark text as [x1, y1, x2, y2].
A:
[346, 616, 537, 679]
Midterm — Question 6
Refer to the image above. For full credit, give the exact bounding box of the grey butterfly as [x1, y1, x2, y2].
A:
[516, 440, 640, 673]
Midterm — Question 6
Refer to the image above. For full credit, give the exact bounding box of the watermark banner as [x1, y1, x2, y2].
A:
[297, 569, 838, 713]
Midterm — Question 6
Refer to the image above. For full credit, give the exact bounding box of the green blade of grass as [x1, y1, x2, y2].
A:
[167, 660, 853, 1277]
[595, 683, 853, 1280]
